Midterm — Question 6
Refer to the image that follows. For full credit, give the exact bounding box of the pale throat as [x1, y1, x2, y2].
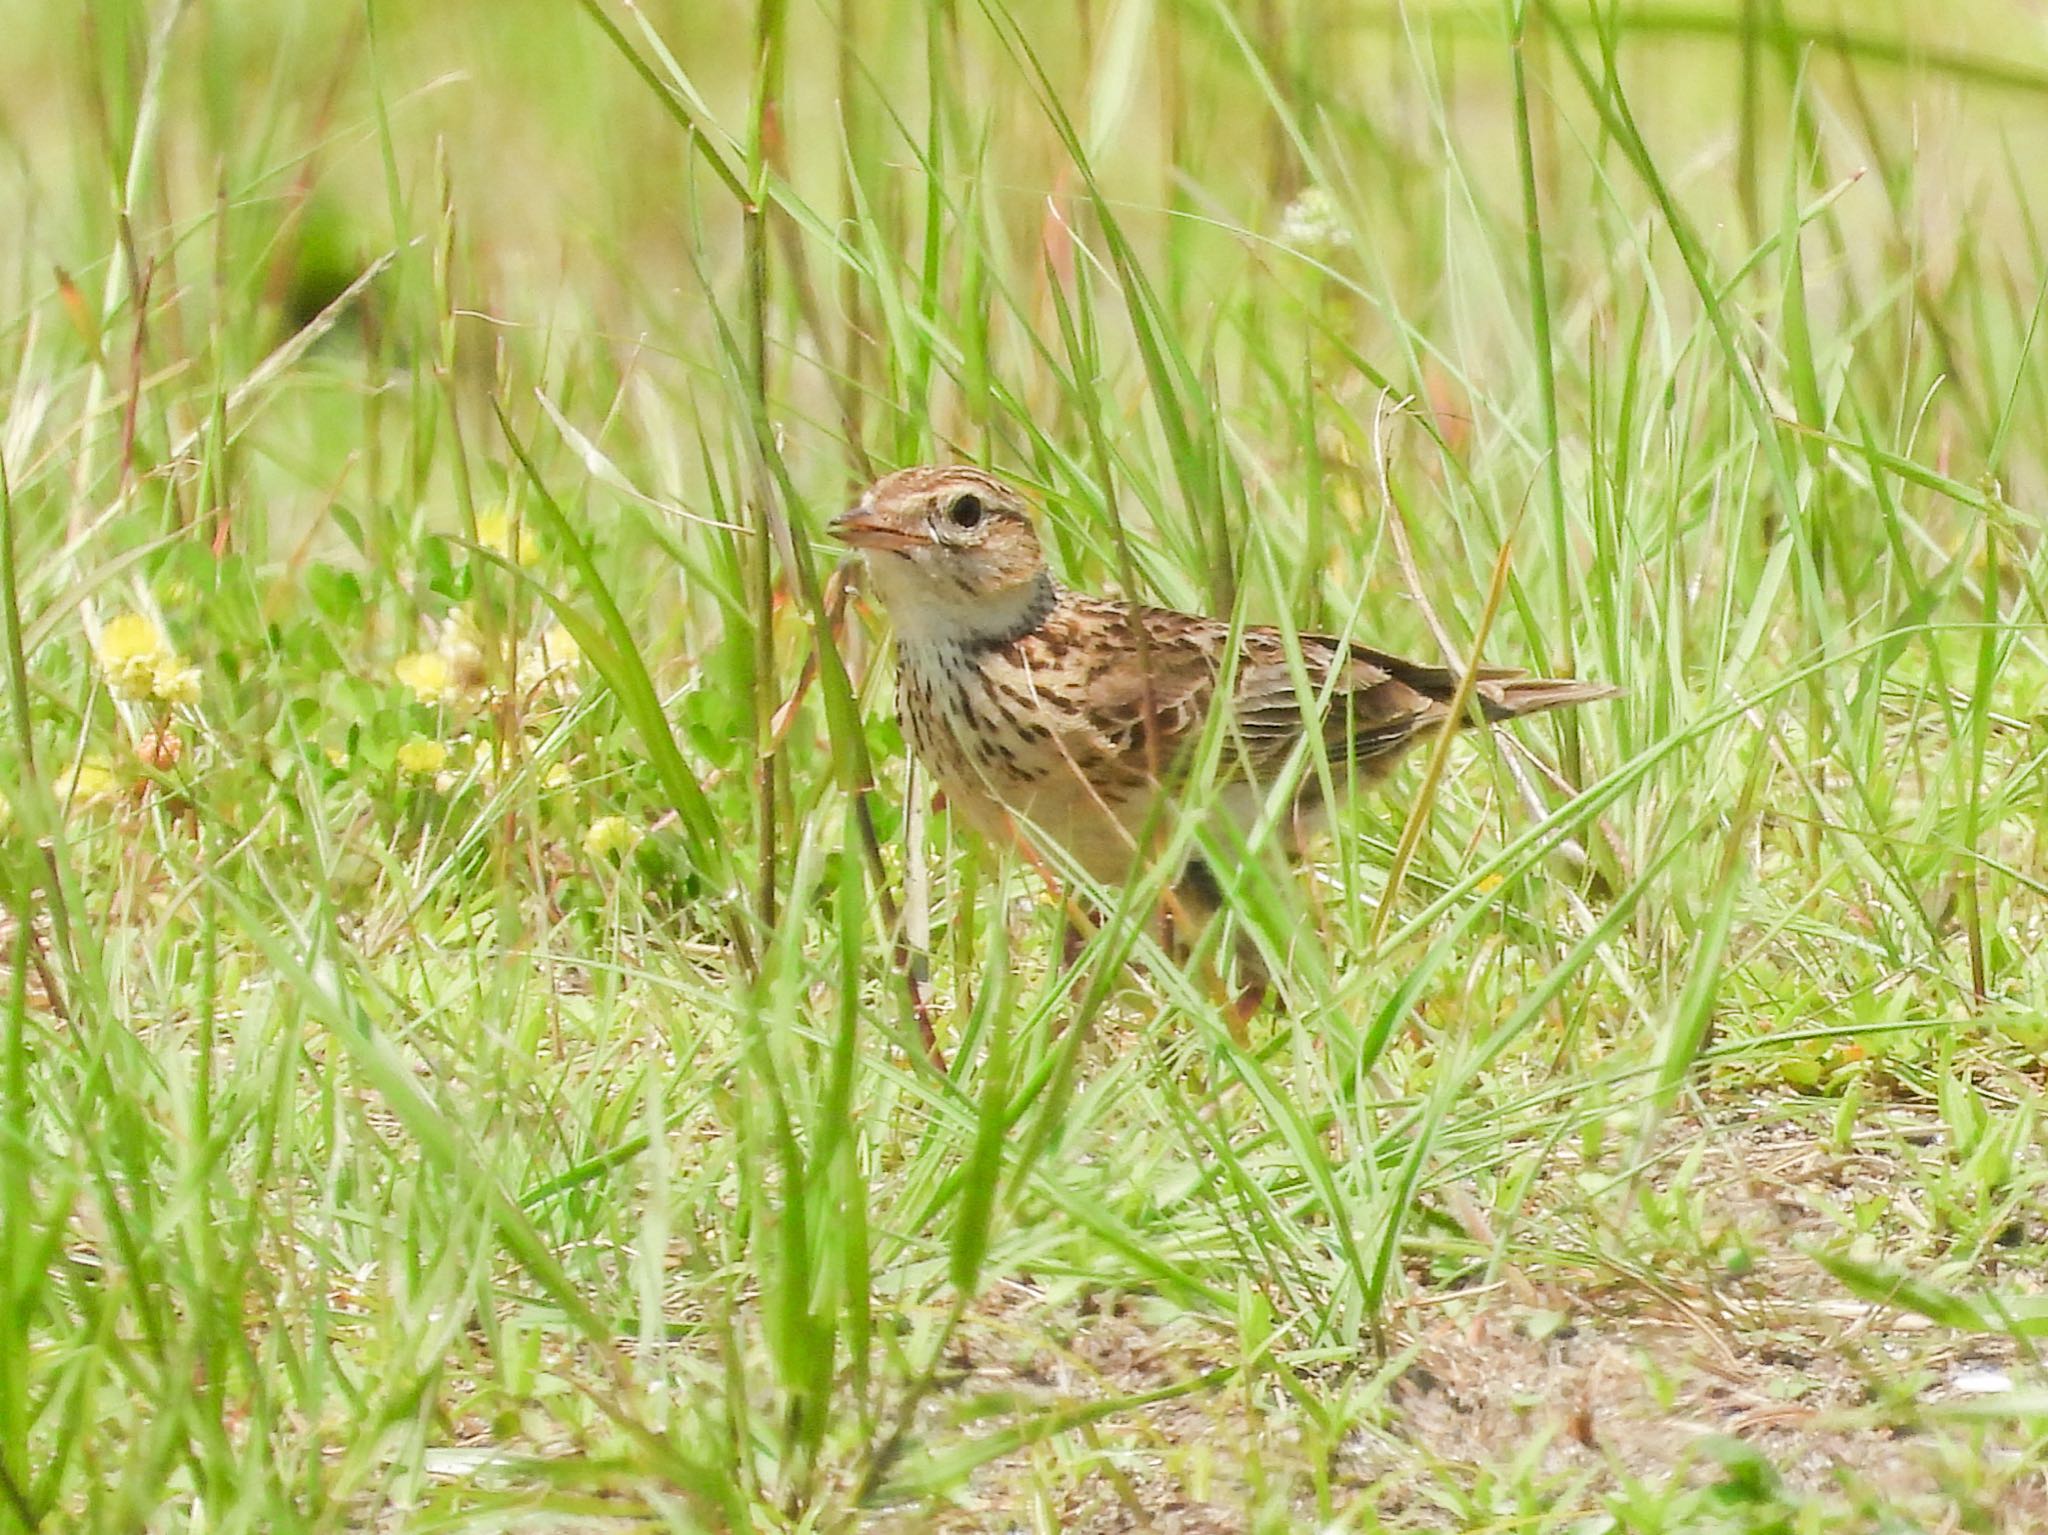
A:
[867, 559, 1059, 651]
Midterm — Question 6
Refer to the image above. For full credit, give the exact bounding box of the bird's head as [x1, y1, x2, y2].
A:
[831, 467, 1052, 643]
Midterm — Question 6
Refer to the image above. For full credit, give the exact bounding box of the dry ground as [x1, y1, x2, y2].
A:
[877, 1114, 2047, 1531]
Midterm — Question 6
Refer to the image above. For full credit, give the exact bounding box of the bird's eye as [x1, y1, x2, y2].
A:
[947, 494, 985, 530]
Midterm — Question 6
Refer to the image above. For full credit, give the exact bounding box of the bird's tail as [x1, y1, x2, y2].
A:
[1353, 645, 1620, 724]
[1474, 676, 1623, 721]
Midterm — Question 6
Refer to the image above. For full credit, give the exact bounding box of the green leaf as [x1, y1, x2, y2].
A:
[1812, 1248, 2048, 1337]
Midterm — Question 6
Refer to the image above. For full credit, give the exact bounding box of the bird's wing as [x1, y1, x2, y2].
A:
[1229, 628, 1456, 779]
[1046, 601, 1459, 784]
[1054, 601, 1231, 776]
[1022, 597, 1555, 787]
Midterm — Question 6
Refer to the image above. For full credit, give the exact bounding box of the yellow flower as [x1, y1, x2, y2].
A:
[95, 612, 202, 706]
[475, 510, 540, 567]
[539, 624, 578, 669]
[57, 758, 119, 808]
[152, 659, 201, 708]
[98, 612, 162, 663]
[396, 737, 449, 778]
[395, 651, 452, 706]
[97, 612, 167, 701]
[583, 815, 640, 860]
[516, 622, 583, 701]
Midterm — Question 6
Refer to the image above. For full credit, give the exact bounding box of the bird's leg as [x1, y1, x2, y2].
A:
[1059, 905, 1108, 972]
[1221, 923, 1272, 1035]
[991, 815, 1105, 1009]
[1061, 912, 1087, 969]
[1050, 899, 1118, 1021]
[907, 963, 945, 1071]
[1004, 822, 1062, 903]
[1168, 857, 1268, 1044]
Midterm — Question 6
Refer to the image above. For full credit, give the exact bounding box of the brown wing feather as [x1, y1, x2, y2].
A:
[1044, 603, 1452, 784]
[1081, 602, 1230, 766]
[997, 598, 1222, 795]
[1013, 594, 1611, 788]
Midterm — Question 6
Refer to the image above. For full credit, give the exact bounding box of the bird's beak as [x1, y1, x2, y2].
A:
[830, 507, 926, 553]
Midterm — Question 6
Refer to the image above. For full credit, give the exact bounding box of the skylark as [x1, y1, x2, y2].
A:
[832, 465, 1616, 1006]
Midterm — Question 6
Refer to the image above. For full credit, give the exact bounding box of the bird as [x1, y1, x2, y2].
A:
[831, 465, 1617, 1013]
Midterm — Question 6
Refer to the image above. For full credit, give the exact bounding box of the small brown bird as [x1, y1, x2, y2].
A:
[832, 465, 1616, 1007]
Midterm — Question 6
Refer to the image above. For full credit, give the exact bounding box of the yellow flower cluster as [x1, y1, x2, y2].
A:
[520, 624, 581, 698]
[382, 716, 623, 864]
[475, 509, 541, 568]
[393, 651, 451, 706]
[396, 738, 449, 778]
[582, 815, 640, 860]
[387, 728, 581, 798]
[96, 613, 200, 707]
[0, 760, 126, 827]
[57, 758, 119, 808]
[375, 538, 612, 837]
[393, 609, 581, 711]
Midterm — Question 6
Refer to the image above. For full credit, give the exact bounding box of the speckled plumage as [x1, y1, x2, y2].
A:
[833, 465, 1617, 996]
